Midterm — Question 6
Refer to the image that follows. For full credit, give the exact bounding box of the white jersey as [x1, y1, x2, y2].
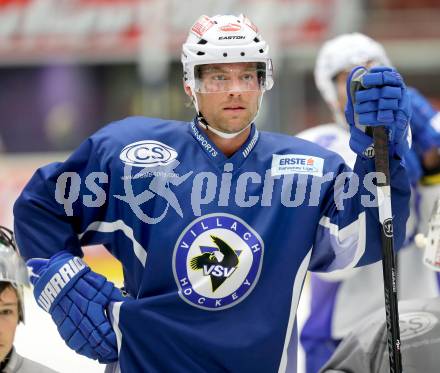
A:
[298, 122, 439, 340]
[297, 123, 356, 169]
[320, 297, 440, 373]
[3, 348, 58, 373]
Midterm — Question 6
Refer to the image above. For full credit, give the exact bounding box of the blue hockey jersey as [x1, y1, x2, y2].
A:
[13, 117, 410, 372]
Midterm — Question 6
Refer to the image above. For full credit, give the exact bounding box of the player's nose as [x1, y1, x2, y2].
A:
[227, 76, 244, 95]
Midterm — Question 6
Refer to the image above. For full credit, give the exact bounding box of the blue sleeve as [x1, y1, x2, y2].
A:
[13, 136, 110, 260]
[309, 156, 410, 272]
[409, 87, 440, 156]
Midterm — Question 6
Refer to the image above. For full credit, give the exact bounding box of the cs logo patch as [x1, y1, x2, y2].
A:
[173, 213, 264, 311]
[119, 140, 178, 168]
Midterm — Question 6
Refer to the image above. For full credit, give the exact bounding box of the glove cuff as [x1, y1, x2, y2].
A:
[349, 126, 375, 159]
[34, 255, 90, 312]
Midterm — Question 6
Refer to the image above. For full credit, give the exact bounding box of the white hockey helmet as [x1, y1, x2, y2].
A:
[315, 33, 391, 111]
[182, 14, 274, 93]
[0, 226, 29, 322]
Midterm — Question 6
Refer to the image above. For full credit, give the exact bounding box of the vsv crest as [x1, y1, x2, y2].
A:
[173, 213, 264, 310]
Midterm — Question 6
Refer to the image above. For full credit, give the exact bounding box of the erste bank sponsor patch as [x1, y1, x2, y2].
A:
[271, 154, 324, 177]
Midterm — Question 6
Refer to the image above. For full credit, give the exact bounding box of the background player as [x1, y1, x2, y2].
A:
[0, 225, 57, 373]
[320, 198, 440, 373]
[298, 33, 440, 373]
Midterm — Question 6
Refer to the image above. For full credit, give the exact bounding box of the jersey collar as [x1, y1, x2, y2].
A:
[189, 118, 260, 170]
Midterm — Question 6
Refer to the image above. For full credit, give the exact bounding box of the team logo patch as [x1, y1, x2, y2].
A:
[173, 213, 264, 311]
[271, 154, 324, 177]
[400, 312, 438, 341]
[119, 140, 178, 168]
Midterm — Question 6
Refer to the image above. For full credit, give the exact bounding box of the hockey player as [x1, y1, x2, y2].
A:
[0, 226, 57, 373]
[319, 297, 440, 373]
[298, 33, 440, 373]
[320, 200, 440, 373]
[13, 15, 411, 372]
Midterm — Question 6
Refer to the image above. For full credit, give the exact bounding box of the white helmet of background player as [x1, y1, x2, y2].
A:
[0, 226, 29, 322]
[315, 33, 391, 124]
[182, 14, 274, 138]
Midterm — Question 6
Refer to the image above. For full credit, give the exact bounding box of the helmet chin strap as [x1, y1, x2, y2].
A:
[197, 114, 250, 139]
[190, 87, 265, 139]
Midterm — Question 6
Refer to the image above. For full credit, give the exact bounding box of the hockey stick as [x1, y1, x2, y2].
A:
[372, 126, 402, 373]
[349, 69, 402, 373]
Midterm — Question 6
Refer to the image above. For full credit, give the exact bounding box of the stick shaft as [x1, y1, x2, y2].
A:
[373, 126, 402, 373]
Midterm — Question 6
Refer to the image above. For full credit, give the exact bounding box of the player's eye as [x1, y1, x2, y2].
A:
[212, 74, 228, 81]
[241, 73, 255, 81]
[0, 309, 13, 316]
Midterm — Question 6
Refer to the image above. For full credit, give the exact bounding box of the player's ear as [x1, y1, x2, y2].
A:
[183, 82, 193, 99]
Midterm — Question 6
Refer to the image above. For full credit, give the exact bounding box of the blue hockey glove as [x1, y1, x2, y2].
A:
[345, 66, 412, 159]
[27, 251, 124, 363]
[408, 87, 440, 157]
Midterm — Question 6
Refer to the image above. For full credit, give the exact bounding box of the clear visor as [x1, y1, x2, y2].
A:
[0, 243, 29, 287]
[194, 62, 268, 93]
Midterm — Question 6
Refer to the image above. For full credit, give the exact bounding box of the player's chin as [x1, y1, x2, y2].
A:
[223, 118, 250, 132]
[223, 110, 250, 122]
